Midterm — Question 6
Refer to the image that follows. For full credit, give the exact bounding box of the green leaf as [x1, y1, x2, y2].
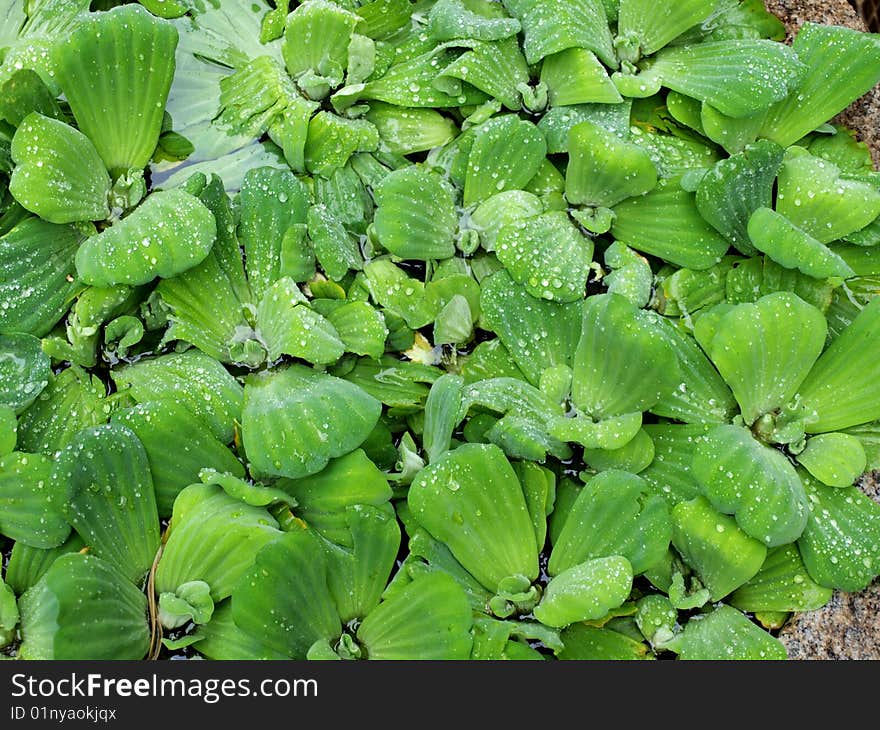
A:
[464, 115, 546, 206]
[480, 271, 582, 386]
[549, 470, 671, 576]
[572, 293, 679, 419]
[9, 113, 110, 224]
[232, 529, 341, 659]
[318, 300, 388, 360]
[796, 433, 867, 488]
[0, 332, 49, 414]
[540, 48, 621, 106]
[611, 177, 731, 270]
[725, 255, 836, 312]
[0, 67, 63, 127]
[5, 532, 85, 597]
[637, 40, 804, 118]
[304, 111, 378, 177]
[242, 364, 381, 480]
[18, 553, 149, 660]
[747, 207, 855, 280]
[278, 448, 392, 548]
[55, 423, 160, 583]
[797, 472, 880, 591]
[775, 148, 880, 245]
[647, 315, 737, 424]
[53, 5, 178, 176]
[0, 451, 69, 549]
[408, 443, 539, 592]
[423, 374, 464, 464]
[558, 623, 652, 660]
[671, 496, 767, 601]
[673, 605, 786, 660]
[799, 297, 880, 433]
[366, 103, 458, 155]
[495, 211, 593, 303]
[696, 293, 826, 425]
[565, 120, 657, 209]
[308, 203, 363, 281]
[469, 191, 543, 253]
[538, 102, 632, 154]
[437, 38, 531, 112]
[695, 139, 784, 254]
[728, 544, 833, 613]
[0, 217, 83, 337]
[762, 23, 880, 148]
[429, 0, 520, 41]
[582, 427, 655, 474]
[191, 601, 288, 660]
[155, 482, 282, 601]
[238, 166, 310, 300]
[533, 556, 633, 628]
[373, 166, 457, 260]
[75, 189, 217, 287]
[16, 366, 107, 455]
[692, 425, 809, 547]
[158, 580, 214, 629]
[282, 0, 359, 89]
[112, 399, 245, 517]
[640, 424, 711, 506]
[357, 572, 473, 659]
[617, 0, 716, 57]
[505, 0, 615, 67]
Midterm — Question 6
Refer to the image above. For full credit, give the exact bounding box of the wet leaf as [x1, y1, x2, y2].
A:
[672, 604, 786, 660]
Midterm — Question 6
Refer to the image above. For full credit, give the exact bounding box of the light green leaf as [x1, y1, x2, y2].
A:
[673, 605, 786, 660]
[617, 0, 716, 57]
[55, 423, 160, 583]
[53, 5, 178, 176]
[695, 139, 784, 254]
[464, 115, 546, 206]
[366, 103, 458, 155]
[571, 293, 679, 419]
[692, 425, 809, 547]
[9, 112, 110, 223]
[538, 101, 632, 154]
[540, 48, 621, 106]
[155, 482, 282, 601]
[640, 424, 711, 507]
[747, 207, 855, 280]
[549, 470, 671, 576]
[282, 0, 359, 90]
[533, 556, 633, 628]
[797, 433, 867, 488]
[75, 189, 216, 287]
[696, 293, 826, 425]
[0, 451, 69, 549]
[0, 217, 84, 337]
[0, 332, 49, 415]
[565, 119, 657, 208]
[18, 553, 149, 660]
[558, 623, 652, 660]
[611, 177, 731, 270]
[242, 364, 381, 480]
[111, 350, 243, 444]
[799, 297, 880, 433]
[408, 442, 539, 592]
[495, 211, 593, 303]
[373, 166, 457, 260]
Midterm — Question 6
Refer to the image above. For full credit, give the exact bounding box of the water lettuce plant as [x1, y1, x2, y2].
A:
[1, 0, 880, 661]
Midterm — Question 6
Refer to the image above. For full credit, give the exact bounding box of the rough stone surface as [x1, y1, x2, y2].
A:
[777, 472, 880, 659]
[764, 0, 880, 165]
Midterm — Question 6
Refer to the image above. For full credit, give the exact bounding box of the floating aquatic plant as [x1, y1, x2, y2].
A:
[1, 0, 880, 662]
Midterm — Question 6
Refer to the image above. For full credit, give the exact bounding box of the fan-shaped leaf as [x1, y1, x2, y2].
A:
[618, 0, 716, 57]
[155, 483, 282, 600]
[464, 115, 546, 206]
[695, 139, 783, 254]
[540, 48, 621, 106]
[373, 166, 457, 260]
[533, 556, 633, 628]
[0, 217, 83, 337]
[549, 470, 671, 576]
[611, 178, 731, 270]
[571, 293, 679, 419]
[55, 423, 159, 583]
[408, 443, 539, 592]
[18, 553, 149, 660]
[357, 571, 473, 659]
[282, 0, 359, 86]
[75, 189, 217, 287]
[495, 211, 593, 303]
[565, 120, 657, 209]
[728, 544, 833, 613]
[640, 424, 711, 507]
[0, 451, 69, 549]
[799, 297, 880, 433]
[671, 496, 767, 600]
[4, 533, 85, 596]
[796, 433, 867, 488]
[53, 4, 178, 176]
[242, 364, 381, 480]
[0, 333, 49, 415]
[10, 112, 110, 223]
[696, 293, 826, 424]
[673, 605, 786, 660]
[692, 425, 809, 546]
[232, 528, 341, 659]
